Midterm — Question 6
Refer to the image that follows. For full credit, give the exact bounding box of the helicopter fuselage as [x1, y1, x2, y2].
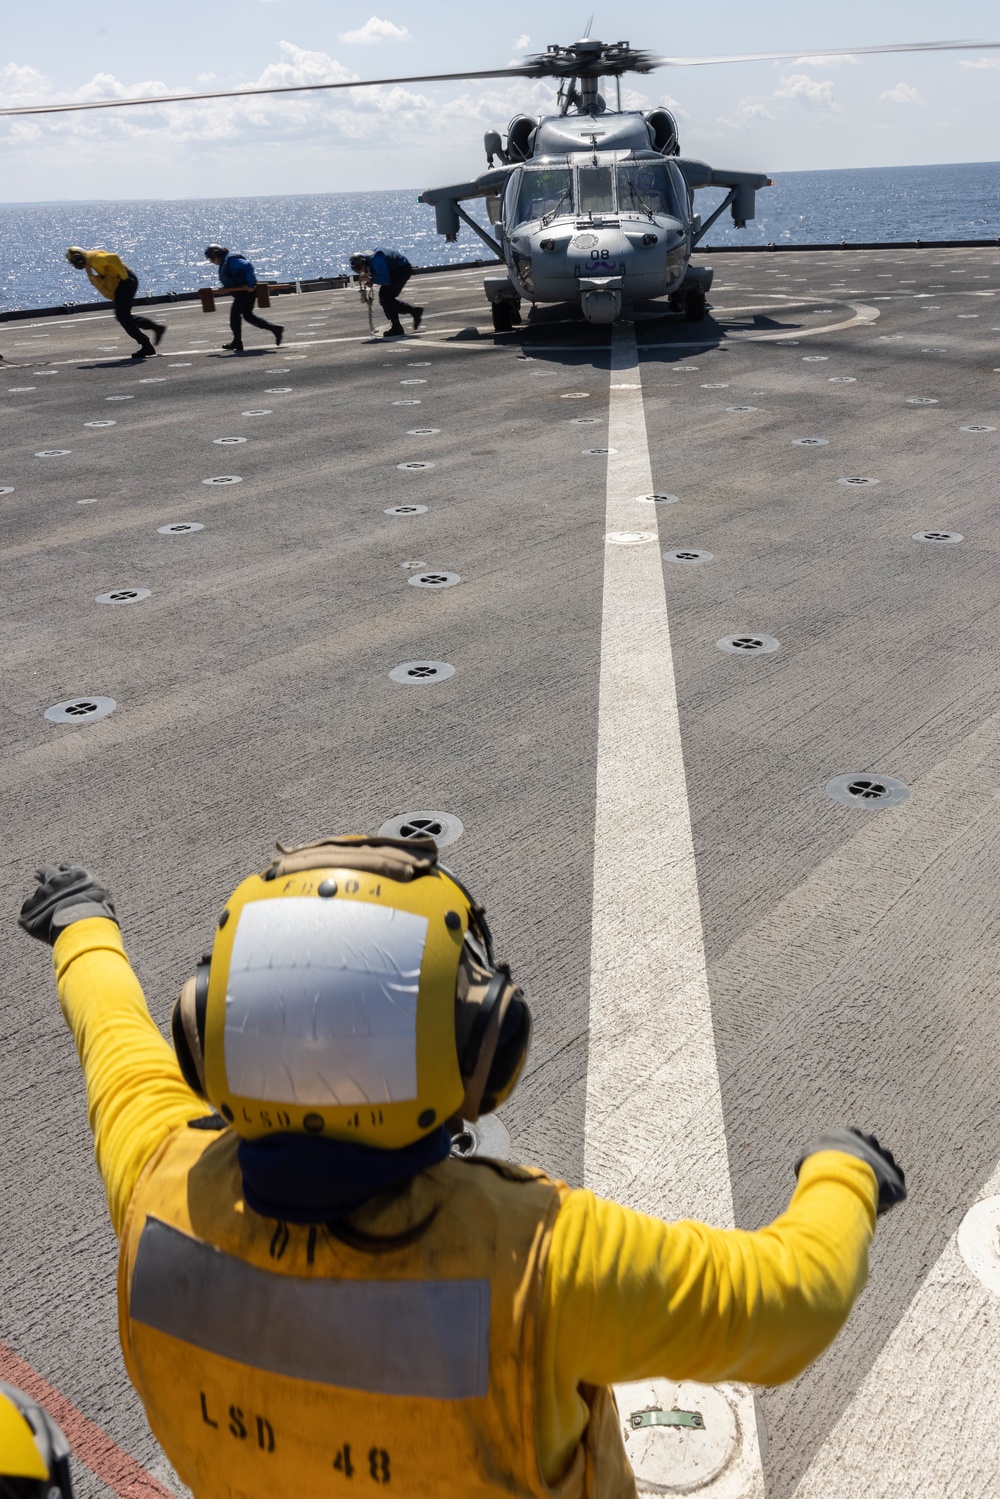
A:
[419, 98, 771, 327]
[496, 145, 692, 323]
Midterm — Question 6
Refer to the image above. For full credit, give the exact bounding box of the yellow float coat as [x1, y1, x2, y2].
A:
[78, 250, 131, 299]
[53, 918, 878, 1497]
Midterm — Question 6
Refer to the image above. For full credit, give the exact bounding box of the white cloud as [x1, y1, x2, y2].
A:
[513, 35, 531, 52]
[960, 57, 1000, 69]
[339, 16, 410, 45]
[774, 73, 838, 110]
[880, 82, 923, 105]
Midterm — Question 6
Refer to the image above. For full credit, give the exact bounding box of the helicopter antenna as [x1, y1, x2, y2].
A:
[582, 14, 595, 39]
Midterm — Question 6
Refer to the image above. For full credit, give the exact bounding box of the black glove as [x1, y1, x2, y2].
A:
[18, 864, 118, 946]
[795, 1126, 906, 1216]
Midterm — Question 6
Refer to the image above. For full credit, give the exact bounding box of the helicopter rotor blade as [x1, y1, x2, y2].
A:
[651, 38, 1000, 67]
[0, 65, 537, 118]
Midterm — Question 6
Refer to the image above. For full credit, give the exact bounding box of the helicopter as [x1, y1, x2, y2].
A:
[2, 31, 998, 329]
[419, 37, 773, 330]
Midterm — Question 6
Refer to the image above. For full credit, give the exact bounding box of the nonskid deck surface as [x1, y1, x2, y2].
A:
[2, 248, 999, 1498]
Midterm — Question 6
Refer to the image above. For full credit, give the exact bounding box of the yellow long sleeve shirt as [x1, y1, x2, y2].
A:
[53, 918, 877, 1485]
[80, 251, 132, 300]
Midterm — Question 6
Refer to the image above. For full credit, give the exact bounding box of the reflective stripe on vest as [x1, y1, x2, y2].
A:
[131, 1216, 489, 1397]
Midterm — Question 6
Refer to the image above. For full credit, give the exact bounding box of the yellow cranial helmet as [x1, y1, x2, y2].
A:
[0, 1382, 74, 1499]
[171, 836, 531, 1149]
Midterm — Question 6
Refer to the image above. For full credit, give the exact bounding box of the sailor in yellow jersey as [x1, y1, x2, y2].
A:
[20, 840, 905, 1499]
[65, 247, 165, 358]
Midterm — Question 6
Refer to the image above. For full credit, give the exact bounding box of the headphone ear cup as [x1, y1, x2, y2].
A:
[171, 966, 210, 1098]
[479, 994, 532, 1116]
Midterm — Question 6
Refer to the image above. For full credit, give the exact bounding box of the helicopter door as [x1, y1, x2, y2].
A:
[576, 165, 616, 215]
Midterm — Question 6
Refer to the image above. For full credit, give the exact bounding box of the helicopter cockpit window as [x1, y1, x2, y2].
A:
[576, 165, 615, 215]
[616, 162, 679, 218]
[516, 167, 574, 224]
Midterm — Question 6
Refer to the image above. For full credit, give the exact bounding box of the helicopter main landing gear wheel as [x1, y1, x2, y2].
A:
[491, 300, 520, 332]
[684, 291, 707, 322]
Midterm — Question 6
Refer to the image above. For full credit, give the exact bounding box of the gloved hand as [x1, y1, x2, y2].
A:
[795, 1126, 906, 1216]
[18, 865, 118, 946]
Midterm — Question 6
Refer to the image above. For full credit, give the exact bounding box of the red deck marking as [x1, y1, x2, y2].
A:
[0, 1340, 175, 1499]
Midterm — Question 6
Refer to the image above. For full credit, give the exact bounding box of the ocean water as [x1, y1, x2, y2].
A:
[1, 161, 997, 312]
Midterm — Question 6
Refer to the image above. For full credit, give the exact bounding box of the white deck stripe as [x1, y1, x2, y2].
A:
[794, 1160, 1000, 1497]
[585, 325, 764, 1495]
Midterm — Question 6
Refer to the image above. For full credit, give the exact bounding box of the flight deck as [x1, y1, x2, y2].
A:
[2, 245, 1000, 1498]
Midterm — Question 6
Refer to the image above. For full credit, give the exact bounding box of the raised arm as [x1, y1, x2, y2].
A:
[20, 867, 205, 1236]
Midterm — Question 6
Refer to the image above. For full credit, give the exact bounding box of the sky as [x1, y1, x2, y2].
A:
[1, 0, 999, 202]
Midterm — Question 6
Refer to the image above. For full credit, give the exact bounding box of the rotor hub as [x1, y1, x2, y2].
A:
[522, 40, 659, 79]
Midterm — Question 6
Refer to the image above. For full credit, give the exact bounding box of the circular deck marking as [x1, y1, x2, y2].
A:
[921, 347, 947, 353]
[213, 437, 247, 445]
[636, 492, 679, 505]
[812, 309, 835, 314]
[168, 362, 192, 367]
[776, 341, 800, 346]
[905, 398, 939, 405]
[407, 362, 431, 367]
[802, 356, 829, 362]
[571, 417, 602, 424]
[399, 379, 427, 386]
[957, 314, 980, 318]
[961, 424, 996, 433]
[408, 570, 461, 589]
[8, 387, 36, 393]
[607, 531, 656, 546]
[203, 474, 242, 485]
[139, 377, 166, 384]
[265, 387, 292, 393]
[84, 420, 117, 428]
[406, 428, 440, 436]
[35, 449, 70, 457]
[96, 588, 151, 605]
[389, 660, 455, 684]
[958, 1197, 1000, 1298]
[0, 487, 14, 495]
[393, 399, 422, 406]
[560, 392, 591, 399]
[664, 549, 713, 564]
[77, 498, 99, 505]
[242, 410, 272, 416]
[793, 438, 829, 446]
[450, 1115, 511, 1160]
[828, 376, 857, 383]
[838, 476, 880, 487]
[726, 406, 757, 413]
[825, 773, 910, 809]
[619, 1379, 740, 1493]
[385, 504, 428, 516]
[701, 383, 729, 389]
[158, 521, 204, 534]
[717, 633, 779, 654]
[914, 530, 963, 544]
[265, 368, 290, 374]
[106, 395, 134, 401]
[45, 696, 116, 724]
[397, 460, 434, 471]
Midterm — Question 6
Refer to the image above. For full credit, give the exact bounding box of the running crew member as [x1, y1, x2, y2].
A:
[204, 245, 283, 353]
[65, 247, 165, 358]
[20, 841, 905, 1499]
[350, 249, 423, 336]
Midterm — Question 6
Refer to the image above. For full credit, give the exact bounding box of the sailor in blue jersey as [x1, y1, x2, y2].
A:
[349, 248, 424, 337]
[204, 245, 284, 352]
